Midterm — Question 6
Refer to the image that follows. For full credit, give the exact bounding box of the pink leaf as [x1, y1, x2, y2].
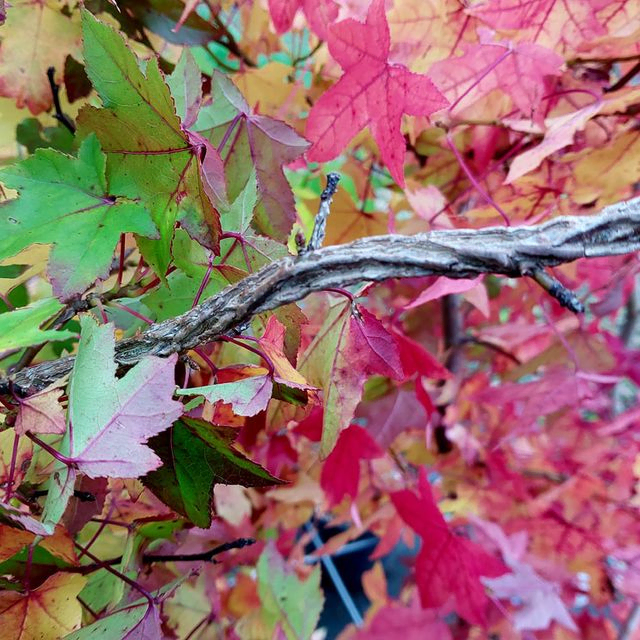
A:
[393, 329, 451, 380]
[430, 41, 563, 123]
[506, 100, 603, 183]
[482, 564, 578, 632]
[404, 276, 484, 310]
[356, 386, 430, 447]
[320, 424, 383, 505]
[64, 316, 183, 479]
[306, 0, 447, 186]
[269, 0, 338, 40]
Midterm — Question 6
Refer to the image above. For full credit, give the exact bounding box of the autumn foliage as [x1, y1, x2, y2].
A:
[0, 0, 639, 638]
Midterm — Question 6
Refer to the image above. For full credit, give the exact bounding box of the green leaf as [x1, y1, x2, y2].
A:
[299, 302, 403, 456]
[194, 71, 308, 241]
[0, 298, 77, 351]
[221, 168, 258, 234]
[41, 315, 182, 533]
[0, 135, 157, 298]
[254, 543, 324, 640]
[77, 10, 224, 277]
[144, 417, 283, 528]
[16, 117, 74, 154]
[176, 374, 273, 417]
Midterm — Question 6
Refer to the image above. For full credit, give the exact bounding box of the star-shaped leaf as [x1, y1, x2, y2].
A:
[144, 417, 282, 528]
[306, 0, 448, 186]
[268, 0, 338, 40]
[194, 71, 309, 241]
[299, 302, 403, 456]
[391, 469, 506, 625]
[0, 136, 157, 299]
[0, 299, 77, 351]
[41, 315, 182, 532]
[77, 10, 224, 276]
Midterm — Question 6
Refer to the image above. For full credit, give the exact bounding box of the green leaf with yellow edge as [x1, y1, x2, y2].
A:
[0, 135, 157, 299]
[251, 543, 324, 640]
[144, 417, 283, 529]
[77, 10, 225, 278]
[0, 298, 77, 351]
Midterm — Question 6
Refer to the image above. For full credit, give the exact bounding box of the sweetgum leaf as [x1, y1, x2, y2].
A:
[166, 49, 202, 129]
[391, 469, 506, 626]
[77, 10, 223, 276]
[268, 0, 338, 40]
[64, 602, 162, 640]
[0, 573, 86, 639]
[41, 316, 182, 533]
[14, 388, 66, 436]
[194, 71, 309, 241]
[0, 298, 76, 351]
[144, 417, 283, 528]
[177, 374, 274, 417]
[320, 424, 383, 505]
[429, 41, 563, 124]
[0, 136, 157, 299]
[65, 577, 189, 640]
[254, 543, 324, 640]
[300, 302, 402, 456]
[0, 3, 81, 114]
[305, 0, 447, 186]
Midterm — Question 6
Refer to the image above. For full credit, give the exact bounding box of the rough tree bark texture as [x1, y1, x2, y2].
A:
[4, 196, 639, 395]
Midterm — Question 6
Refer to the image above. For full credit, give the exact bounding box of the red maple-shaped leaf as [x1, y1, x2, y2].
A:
[391, 469, 506, 625]
[268, 0, 338, 40]
[306, 0, 448, 186]
[320, 424, 383, 505]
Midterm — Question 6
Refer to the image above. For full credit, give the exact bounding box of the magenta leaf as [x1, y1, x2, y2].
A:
[306, 0, 447, 186]
[320, 423, 383, 505]
[391, 469, 506, 625]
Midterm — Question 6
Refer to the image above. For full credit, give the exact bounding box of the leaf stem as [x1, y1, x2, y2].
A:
[445, 131, 510, 225]
[73, 541, 156, 605]
[26, 432, 76, 466]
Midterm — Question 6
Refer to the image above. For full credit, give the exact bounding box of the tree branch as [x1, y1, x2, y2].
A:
[3, 197, 639, 396]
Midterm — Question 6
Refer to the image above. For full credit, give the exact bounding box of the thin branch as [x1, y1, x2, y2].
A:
[46, 67, 75, 134]
[605, 60, 640, 93]
[528, 268, 585, 313]
[143, 537, 255, 563]
[299, 172, 341, 255]
[3, 197, 640, 396]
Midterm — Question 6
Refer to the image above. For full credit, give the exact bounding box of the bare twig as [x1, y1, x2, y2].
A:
[3, 197, 640, 396]
[143, 537, 255, 563]
[299, 172, 341, 255]
[46, 67, 75, 134]
[528, 269, 585, 313]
